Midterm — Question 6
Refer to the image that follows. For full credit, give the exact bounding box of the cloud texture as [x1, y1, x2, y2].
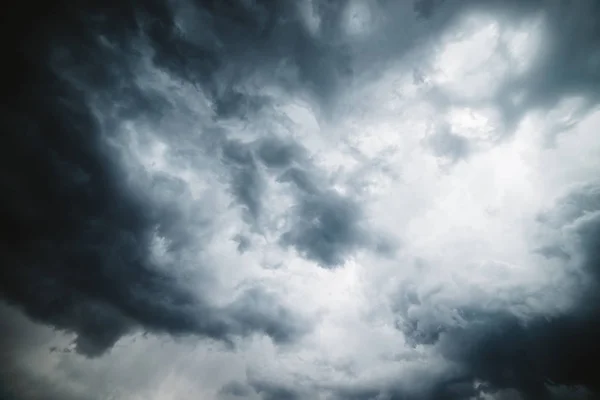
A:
[1, 0, 600, 399]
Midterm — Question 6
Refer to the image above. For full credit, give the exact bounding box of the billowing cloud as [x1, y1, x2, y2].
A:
[2, 0, 600, 399]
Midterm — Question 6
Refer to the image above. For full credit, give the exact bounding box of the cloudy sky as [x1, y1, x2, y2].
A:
[2, 0, 600, 399]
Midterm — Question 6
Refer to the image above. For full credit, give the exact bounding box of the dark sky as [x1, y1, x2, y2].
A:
[2, 0, 600, 399]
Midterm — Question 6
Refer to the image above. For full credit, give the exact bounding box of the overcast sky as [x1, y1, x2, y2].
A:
[2, 0, 600, 399]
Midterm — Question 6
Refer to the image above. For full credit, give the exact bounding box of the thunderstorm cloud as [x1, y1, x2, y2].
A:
[1, 0, 600, 399]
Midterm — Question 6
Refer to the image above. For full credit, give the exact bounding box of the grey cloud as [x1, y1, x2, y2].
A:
[421, 0, 600, 143]
[220, 377, 309, 400]
[538, 182, 600, 228]
[392, 182, 600, 399]
[426, 123, 470, 162]
[279, 375, 492, 400]
[0, 304, 96, 400]
[277, 167, 320, 194]
[380, 7, 600, 394]
[256, 135, 391, 266]
[280, 190, 365, 267]
[223, 134, 383, 268]
[256, 138, 305, 170]
[413, 0, 446, 20]
[225, 288, 308, 344]
[222, 140, 265, 221]
[213, 91, 271, 120]
[248, 379, 304, 400]
[233, 234, 252, 253]
[150, 0, 355, 112]
[274, 163, 375, 267]
[1, 0, 312, 359]
[516, 0, 600, 108]
[4, 0, 600, 399]
[535, 245, 571, 262]
[220, 381, 255, 398]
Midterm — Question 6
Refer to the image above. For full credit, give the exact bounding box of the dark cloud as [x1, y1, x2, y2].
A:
[233, 234, 252, 253]
[324, 376, 500, 400]
[3, 0, 600, 399]
[513, 0, 600, 108]
[225, 288, 308, 344]
[220, 381, 254, 398]
[434, 309, 600, 399]
[535, 245, 571, 262]
[248, 379, 303, 400]
[221, 140, 264, 221]
[256, 138, 304, 170]
[426, 123, 470, 162]
[150, 0, 355, 112]
[221, 378, 305, 400]
[413, 0, 446, 20]
[0, 0, 311, 359]
[224, 134, 381, 267]
[275, 164, 372, 267]
[213, 91, 271, 120]
[280, 189, 365, 267]
[0, 76, 303, 355]
[392, 183, 600, 399]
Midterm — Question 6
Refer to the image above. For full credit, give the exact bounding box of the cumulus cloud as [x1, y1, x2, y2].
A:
[2, 0, 600, 399]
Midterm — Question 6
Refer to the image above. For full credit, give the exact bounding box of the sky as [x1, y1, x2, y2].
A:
[1, 0, 600, 399]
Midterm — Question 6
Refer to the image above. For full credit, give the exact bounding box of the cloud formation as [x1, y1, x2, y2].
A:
[2, 0, 600, 399]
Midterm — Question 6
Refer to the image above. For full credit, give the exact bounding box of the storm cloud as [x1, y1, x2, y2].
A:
[2, 0, 600, 399]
